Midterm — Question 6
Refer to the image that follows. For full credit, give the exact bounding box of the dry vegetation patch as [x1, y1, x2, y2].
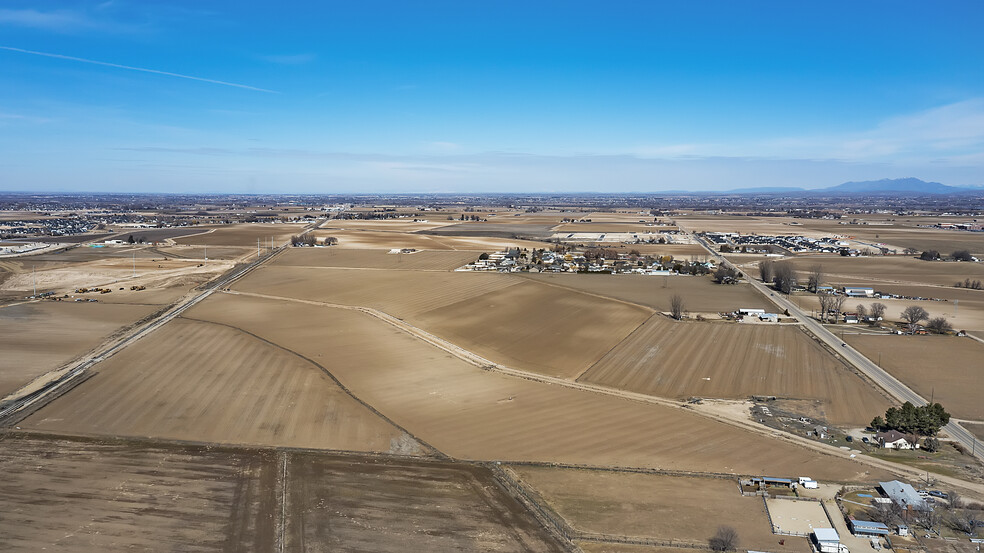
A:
[582, 316, 891, 425]
[286, 454, 567, 552]
[0, 434, 277, 552]
[509, 466, 789, 550]
[844, 334, 984, 421]
[21, 317, 412, 452]
[172, 223, 305, 247]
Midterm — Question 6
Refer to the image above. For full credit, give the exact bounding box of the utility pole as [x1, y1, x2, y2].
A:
[132, 251, 136, 278]
[257, 238, 260, 258]
[32, 265, 37, 297]
[204, 243, 207, 266]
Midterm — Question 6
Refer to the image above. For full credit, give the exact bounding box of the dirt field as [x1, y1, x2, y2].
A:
[0, 434, 277, 552]
[510, 466, 792, 550]
[962, 423, 984, 441]
[764, 497, 833, 534]
[581, 316, 891, 425]
[172, 223, 307, 247]
[312, 227, 553, 251]
[844, 334, 984, 421]
[522, 272, 772, 312]
[172, 293, 891, 481]
[272, 247, 479, 270]
[237, 266, 653, 379]
[411, 279, 652, 378]
[235, 266, 521, 316]
[287, 454, 566, 552]
[785, 255, 984, 288]
[0, 300, 159, 397]
[22, 317, 415, 453]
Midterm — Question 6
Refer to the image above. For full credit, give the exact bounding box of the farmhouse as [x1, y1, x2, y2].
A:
[849, 519, 890, 537]
[876, 430, 917, 450]
[843, 287, 875, 298]
[842, 313, 859, 324]
[879, 480, 930, 512]
[812, 528, 846, 553]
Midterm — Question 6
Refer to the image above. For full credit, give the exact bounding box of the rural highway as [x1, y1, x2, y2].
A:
[685, 230, 984, 463]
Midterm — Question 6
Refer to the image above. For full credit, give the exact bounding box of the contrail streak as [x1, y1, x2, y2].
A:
[0, 45, 278, 93]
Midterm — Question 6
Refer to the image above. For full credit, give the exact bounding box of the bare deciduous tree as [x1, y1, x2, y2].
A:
[817, 290, 837, 323]
[670, 294, 685, 320]
[901, 305, 930, 332]
[709, 526, 739, 552]
[807, 265, 824, 292]
[926, 316, 952, 334]
[856, 304, 868, 321]
[772, 262, 796, 294]
[869, 302, 886, 325]
[759, 260, 774, 283]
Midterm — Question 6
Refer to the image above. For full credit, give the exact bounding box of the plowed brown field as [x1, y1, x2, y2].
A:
[510, 466, 797, 550]
[0, 301, 158, 397]
[22, 317, 413, 452]
[173, 223, 306, 247]
[272, 247, 479, 270]
[582, 316, 890, 425]
[173, 293, 889, 481]
[844, 334, 984, 421]
[522, 272, 771, 312]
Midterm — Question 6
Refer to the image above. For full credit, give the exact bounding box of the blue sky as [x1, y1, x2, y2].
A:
[1, 1, 983, 193]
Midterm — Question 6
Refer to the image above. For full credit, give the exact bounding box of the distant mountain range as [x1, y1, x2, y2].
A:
[727, 178, 984, 196]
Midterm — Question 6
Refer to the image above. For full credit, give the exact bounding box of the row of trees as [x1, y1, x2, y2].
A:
[290, 235, 337, 246]
[900, 305, 953, 333]
[759, 260, 796, 294]
[870, 401, 951, 436]
[955, 278, 983, 289]
[920, 249, 975, 262]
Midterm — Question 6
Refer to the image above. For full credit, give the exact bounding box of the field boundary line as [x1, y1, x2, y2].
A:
[573, 312, 663, 382]
[177, 314, 450, 460]
[516, 272, 658, 313]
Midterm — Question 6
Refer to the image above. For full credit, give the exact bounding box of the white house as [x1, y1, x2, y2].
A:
[876, 430, 917, 450]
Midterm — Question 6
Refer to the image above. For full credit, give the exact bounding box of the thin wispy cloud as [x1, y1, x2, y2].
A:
[0, 45, 278, 93]
[0, 7, 139, 33]
[260, 53, 316, 65]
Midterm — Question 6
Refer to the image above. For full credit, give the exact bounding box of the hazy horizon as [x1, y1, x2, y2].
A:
[2, 1, 983, 193]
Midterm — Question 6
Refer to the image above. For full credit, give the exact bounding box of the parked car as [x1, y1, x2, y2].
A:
[928, 491, 948, 499]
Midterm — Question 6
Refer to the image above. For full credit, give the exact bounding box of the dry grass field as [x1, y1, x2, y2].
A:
[175, 293, 890, 481]
[286, 454, 566, 552]
[0, 434, 277, 552]
[962, 423, 984, 441]
[522, 272, 772, 312]
[844, 334, 984, 421]
[581, 317, 890, 425]
[272, 247, 479, 270]
[0, 300, 159, 397]
[22, 317, 414, 452]
[172, 223, 306, 247]
[510, 466, 799, 551]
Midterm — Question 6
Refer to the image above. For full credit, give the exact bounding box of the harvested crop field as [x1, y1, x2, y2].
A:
[286, 453, 567, 552]
[844, 334, 984, 421]
[0, 434, 278, 552]
[581, 316, 891, 425]
[235, 265, 521, 316]
[313, 227, 552, 251]
[172, 223, 306, 247]
[784, 256, 984, 288]
[509, 466, 791, 550]
[238, 266, 651, 378]
[0, 300, 159, 397]
[22, 317, 414, 452]
[272, 247, 479, 270]
[412, 279, 652, 378]
[522, 272, 772, 312]
[107, 227, 210, 242]
[176, 293, 890, 481]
